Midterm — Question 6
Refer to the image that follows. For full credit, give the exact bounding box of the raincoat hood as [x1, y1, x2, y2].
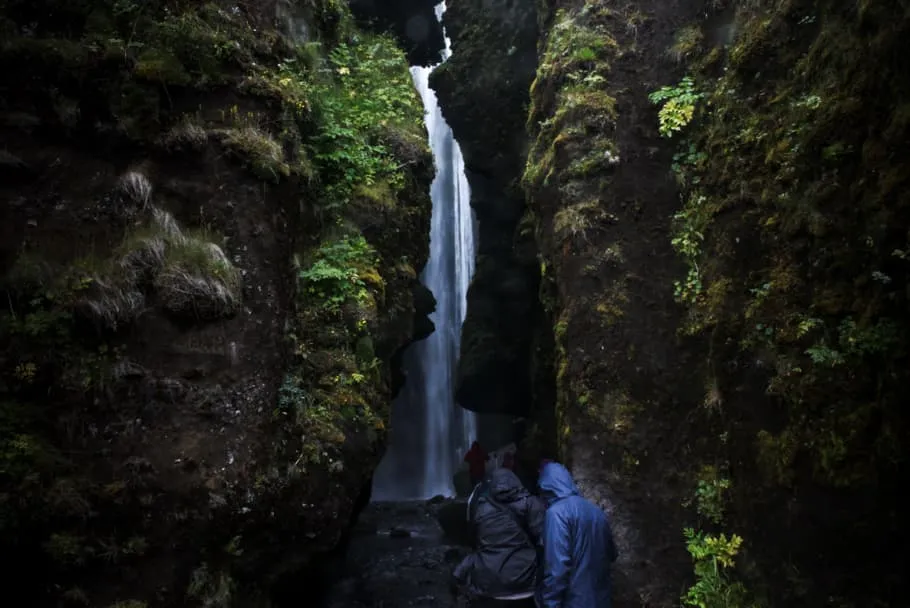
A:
[538, 462, 579, 503]
[490, 467, 527, 503]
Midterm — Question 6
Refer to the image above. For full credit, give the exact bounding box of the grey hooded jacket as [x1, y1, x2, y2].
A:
[453, 467, 547, 597]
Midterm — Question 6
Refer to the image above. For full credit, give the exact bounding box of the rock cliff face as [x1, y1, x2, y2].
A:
[0, 1, 432, 605]
[524, 0, 701, 602]
[656, 1, 909, 604]
[349, 0, 445, 66]
[440, 0, 909, 605]
[429, 0, 541, 418]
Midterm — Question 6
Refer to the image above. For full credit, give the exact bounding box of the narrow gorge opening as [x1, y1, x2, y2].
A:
[3, 0, 908, 605]
[372, 2, 478, 501]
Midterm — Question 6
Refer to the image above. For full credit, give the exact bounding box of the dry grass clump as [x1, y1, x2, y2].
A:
[78, 281, 146, 330]
[216, 126, 290, 181]
[78, 172, 242, 327]
[155, 236, 241, 320]
[117, 171, 153, 213]
[159, 117, 209, 151]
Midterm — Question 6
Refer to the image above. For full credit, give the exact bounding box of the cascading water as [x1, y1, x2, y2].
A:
[372, 2, 477, 501]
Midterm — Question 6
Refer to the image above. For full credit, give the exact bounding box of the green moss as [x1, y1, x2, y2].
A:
[587, 390, 641, 434]
[593, 282, 628, 326]
[44, 533, 93, 566]
[670, 25, 704, 62]
[524, 6, 619, 196]
[658, 0, 910, 497]
[133, 49, 191, 86]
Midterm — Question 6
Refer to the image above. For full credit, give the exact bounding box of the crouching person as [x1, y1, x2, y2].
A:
[453, 468, 546, 605]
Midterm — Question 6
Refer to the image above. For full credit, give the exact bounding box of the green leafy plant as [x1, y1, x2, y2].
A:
[682, 528, 755, 608]
[308, 34, 423, 208]
[649, 76, 703, 137]
[672, 142, 707, 186]
[805, 317, 899, 367]
[694, 465, 732, 524]
[298, 236, 379, 311]
[670, 194, 710, 303]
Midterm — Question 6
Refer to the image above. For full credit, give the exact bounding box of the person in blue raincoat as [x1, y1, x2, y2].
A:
[536, 462, 618, 608]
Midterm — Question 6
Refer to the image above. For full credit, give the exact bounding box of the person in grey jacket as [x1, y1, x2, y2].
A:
[453, 467, 547, 599]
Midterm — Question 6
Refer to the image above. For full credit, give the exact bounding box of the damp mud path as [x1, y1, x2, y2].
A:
[320, 500, 472, 608]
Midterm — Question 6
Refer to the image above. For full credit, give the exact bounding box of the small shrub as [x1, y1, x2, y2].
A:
[694, 465, 732, 524]
[670, 194, 711, 304]
[298, 236, 379, 312]
[682, 528, 755, 608]
[307, 33, 424, 208]
[649, 76, 703, 137]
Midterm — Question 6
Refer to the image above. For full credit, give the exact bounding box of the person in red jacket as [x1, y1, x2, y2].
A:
[464, 441, 488, 487]
[502, 451, 515, 471]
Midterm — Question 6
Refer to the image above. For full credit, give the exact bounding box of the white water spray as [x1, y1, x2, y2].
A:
[372, 2, 477, 500]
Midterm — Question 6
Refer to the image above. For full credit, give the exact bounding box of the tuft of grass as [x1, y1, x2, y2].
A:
[187, 563, 235, 608]
[159, 116, 209, 151]
[217, 126, 289, 183]
[553, 200, 605, 241]
[155, 237, 241, 321]
[78, 201, 242, 328]
[670, 25, 704, 62]
[117, 171, 153, 212]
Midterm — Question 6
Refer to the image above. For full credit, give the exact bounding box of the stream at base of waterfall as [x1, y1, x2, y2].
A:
[372, 1, 477, 501]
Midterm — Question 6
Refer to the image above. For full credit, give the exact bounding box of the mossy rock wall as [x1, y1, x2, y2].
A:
[0, 1, 432, 605]
[658, 0, 910, 604]
[524, 0, 910, 605]
[524, 0, 716, 604]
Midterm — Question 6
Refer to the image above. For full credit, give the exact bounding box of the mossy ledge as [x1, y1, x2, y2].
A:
[0, 0, 432, 605]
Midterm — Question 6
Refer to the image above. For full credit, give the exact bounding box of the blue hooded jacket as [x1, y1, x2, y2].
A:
[537, 463, 618, 608]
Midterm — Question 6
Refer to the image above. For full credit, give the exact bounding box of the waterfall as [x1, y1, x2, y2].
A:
[372, 3, 477, 501]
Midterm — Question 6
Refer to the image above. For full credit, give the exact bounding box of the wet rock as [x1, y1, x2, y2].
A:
[432, 499, 472, 547]
[322, 502, 463, 608]
[349, 0, 445, 66]
[389, 527, 412, 538]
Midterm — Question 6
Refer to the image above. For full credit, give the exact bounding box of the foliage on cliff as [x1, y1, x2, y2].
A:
[0, 0, 431, 605]
[649, 0, 909, 604]
[523, 0, 626, 468]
